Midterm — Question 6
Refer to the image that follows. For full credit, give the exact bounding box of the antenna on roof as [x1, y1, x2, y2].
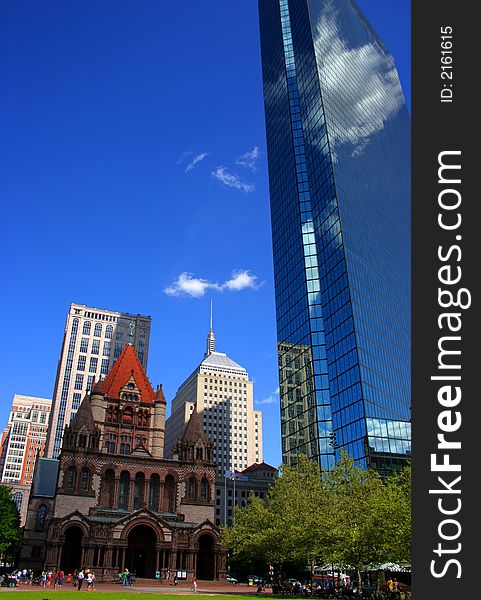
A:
[205, 299, 216, 357]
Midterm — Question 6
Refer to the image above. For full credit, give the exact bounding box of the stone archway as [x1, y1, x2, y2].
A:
[61, 525, 83, 574]
[196, 534, 215, 580]
[125, 524, 157, 578]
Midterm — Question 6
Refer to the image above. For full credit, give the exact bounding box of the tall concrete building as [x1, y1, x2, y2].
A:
[0, 394, 51, 524]
[165, 319, 263, 476]
[45, 302, 151, 458]
[258, 0, 411, 473]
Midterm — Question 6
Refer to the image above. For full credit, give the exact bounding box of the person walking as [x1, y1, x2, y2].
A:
[191, 576, 198, 592]
[77, 569, 85, 591]
[85, 570, 94, 591]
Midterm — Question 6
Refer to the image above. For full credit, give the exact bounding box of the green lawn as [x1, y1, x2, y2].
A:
[0, 594, 247, 600]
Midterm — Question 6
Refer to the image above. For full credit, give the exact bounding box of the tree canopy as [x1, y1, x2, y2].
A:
[223, 453, 411, 586]
[0, 485, 21, 561]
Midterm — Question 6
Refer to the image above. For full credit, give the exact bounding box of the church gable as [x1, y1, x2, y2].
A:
[93, 344, 156, 403]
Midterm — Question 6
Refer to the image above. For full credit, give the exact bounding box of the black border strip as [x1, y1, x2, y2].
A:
[412, 2, 477, 597]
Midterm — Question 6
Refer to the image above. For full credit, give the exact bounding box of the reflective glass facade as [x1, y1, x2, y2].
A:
[258, 0, 410, 473]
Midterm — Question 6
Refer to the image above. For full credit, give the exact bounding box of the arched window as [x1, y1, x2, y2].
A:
[100, 469, 115, 507]
[82, 321, 91, 336]
[149, 474, 160, 512]
[94, 323, 102, 337]
[201, 478, 209, 500]
[12, 492, 23, 512]
[133, 472, 145, 509]
[119, 471, 130, 509]
[196, 446, 204, 460]
[80, 467, 90, 490]
[66, 466, 76, 489]
[163, 475, 176, 513]
[105, 325, 113, 339]
[36, 504, 47, 532]
[187, 477, 197, 499]
[119, 442, 131, 455]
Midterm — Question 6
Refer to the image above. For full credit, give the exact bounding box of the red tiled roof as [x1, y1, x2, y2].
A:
[93, 344, 156, 403]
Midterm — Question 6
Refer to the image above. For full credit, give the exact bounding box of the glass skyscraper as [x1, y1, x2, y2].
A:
[258, 0, 410, 473]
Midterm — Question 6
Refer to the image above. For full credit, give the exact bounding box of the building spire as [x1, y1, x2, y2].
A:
[205, 300, 216, 357]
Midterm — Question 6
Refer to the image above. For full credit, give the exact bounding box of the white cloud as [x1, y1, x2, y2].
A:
[185, 152, 210, 172]
[236, 146, 260, 172]
[223, 269, 260, 292]
[313, 1, 404, 157]
[176, 151, 193, 165]
[255, 387, 280, 406]
[211, 166, 254, 193]
[165, 269, 262, 298]
[164, 273, 220, 298]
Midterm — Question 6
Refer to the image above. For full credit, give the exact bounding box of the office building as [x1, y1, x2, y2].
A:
[0, 394, 51, 523]
[258, 0, 411, 472]
[165, 319, 263, 475]
[45, 302, 151, 458]
[216, 462, 276, 526]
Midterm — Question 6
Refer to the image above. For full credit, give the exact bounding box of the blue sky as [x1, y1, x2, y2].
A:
[0, 0, 410, 468]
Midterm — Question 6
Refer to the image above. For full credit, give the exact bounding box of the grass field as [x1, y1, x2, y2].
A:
[0, 594, 247, 600]
[0, 589, 246, 600]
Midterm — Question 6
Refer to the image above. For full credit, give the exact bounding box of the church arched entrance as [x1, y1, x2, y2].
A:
[196, 534, 215, 580]
[61, 526, 83, 574]
[126, 524, 157, 578]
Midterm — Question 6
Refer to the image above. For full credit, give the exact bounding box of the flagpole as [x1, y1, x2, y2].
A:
[233, 471, 236, 526]
[224, 468, 227, 526]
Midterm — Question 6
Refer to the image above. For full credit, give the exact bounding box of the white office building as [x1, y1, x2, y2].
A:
[165, 320, 263, 476]
[45, 302, 151, 458]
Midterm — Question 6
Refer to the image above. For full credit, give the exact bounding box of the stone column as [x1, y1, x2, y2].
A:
[113, 478, 120, 508]
[159, 483, 164, 512]
[128, 479, 134, 509]
[186, 550, 195, 582]
[104, 548, 112, 569]
[169, 549, 177, 572]
[46, 544, 57, 567]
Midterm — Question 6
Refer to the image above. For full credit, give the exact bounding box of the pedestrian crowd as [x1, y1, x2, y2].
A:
[38, 567, 96, 591]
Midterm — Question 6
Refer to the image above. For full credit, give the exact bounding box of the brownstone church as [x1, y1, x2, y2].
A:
[19, 344, 226, 581]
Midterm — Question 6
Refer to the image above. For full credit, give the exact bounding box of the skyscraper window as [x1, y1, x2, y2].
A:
[258, 0, 410, 474]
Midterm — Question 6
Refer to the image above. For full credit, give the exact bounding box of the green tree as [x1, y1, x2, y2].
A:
[224, 455, 334, 577]
[223, 453, 411, 592]
[323, 453, 411, 589]
[0, 485, 21, 561]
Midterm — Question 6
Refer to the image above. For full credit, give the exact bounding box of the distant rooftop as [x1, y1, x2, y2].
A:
[70, 302, 151, 318]
[201, 351, 246, 373]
